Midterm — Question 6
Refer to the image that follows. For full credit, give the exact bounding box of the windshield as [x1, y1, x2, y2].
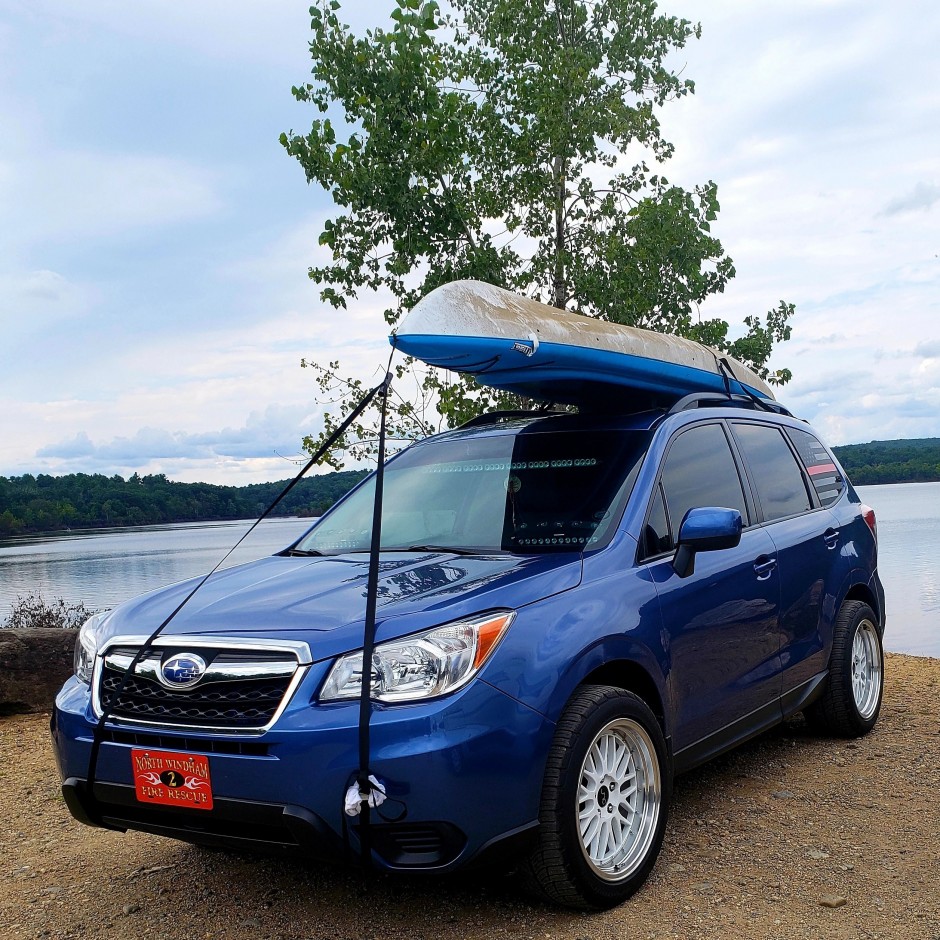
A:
[296, 427, 650, 555]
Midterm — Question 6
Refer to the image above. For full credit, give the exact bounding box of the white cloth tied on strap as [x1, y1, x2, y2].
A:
[344, 775, 387, 817]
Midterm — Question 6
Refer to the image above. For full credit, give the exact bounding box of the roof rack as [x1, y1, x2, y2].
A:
[456, 394, 795, 432]
[667, 392, 794, 417]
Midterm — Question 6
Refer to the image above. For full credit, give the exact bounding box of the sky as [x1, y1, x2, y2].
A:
[0, 0, 938, 485]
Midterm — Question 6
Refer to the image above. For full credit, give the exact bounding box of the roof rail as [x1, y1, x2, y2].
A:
[667, 392, 794, 417]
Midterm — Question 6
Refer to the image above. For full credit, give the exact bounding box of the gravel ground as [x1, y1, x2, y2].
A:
[1, 652, 938, 940]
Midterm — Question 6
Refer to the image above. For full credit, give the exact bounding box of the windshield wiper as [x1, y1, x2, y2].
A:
[399, 544, 496, 556]
[283, 548, 326, 557]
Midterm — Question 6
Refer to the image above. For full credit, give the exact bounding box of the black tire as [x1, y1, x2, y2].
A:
[521, 685, 671, 910]
[805, 601, 883, 737]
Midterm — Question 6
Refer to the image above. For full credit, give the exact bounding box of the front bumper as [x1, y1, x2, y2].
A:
[51, 671, 552, 872]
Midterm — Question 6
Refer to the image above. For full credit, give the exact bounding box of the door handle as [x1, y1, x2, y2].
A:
[823, 527, 840, 550]
[753, 555, 777, 580]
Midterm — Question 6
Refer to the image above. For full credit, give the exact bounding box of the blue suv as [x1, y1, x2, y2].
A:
[51, 399, 885, 909]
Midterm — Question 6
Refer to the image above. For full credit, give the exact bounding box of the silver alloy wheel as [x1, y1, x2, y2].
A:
[576, 717, 661, 882]
[851, 618, 882, 720]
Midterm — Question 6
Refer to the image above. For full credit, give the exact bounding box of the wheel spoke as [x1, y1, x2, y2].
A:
[581, 812, 600, 843]
[613, 741, 631, 779]
[619, 781, 638, 801]
[583, 750, 599, 779]
[581, 763, 600, 789]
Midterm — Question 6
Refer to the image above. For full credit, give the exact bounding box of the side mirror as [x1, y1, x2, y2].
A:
[673, 507, 743, 578]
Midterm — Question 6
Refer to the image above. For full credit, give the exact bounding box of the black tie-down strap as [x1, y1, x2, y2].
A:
[353, 370, 391, 866]
[83, 373, 393, 810]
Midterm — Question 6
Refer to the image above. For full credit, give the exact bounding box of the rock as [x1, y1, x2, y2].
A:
[122, 904, 140, 915]
[0, 629, 78, 714]
[771, 790, 794, 799]
[806, 849, 830, 859]
[819, 894, 847, 909]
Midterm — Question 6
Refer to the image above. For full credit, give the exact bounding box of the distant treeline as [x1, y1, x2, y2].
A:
[832, 438, 940, 486]
[1, 436, 936, 536]
[0, 470, 368, 536]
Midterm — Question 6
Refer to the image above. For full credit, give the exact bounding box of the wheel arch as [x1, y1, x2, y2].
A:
[547, 639, 671, 741]
[580, 661, 666, 731]
[840, 579, 882, 632]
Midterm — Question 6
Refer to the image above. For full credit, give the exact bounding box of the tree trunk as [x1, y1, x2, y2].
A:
[552, 155, 566, 309]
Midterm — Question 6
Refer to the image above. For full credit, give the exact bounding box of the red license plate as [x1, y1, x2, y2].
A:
[131, 748, 214, 811]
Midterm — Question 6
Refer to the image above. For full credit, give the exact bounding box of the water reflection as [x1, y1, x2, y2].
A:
[0, 518, 313, 619]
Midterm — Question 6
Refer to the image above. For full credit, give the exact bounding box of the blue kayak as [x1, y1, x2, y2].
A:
[392, 280, 776, 408]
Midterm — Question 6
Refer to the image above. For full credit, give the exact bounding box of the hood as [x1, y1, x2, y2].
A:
[100, 550, 582, 661]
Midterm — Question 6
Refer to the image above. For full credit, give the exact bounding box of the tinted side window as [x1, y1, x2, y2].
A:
[731, 422, 812, 520]
[660, 424, 748, 542]
[786, 427, 844, 507]
[642, 484, 671, 558]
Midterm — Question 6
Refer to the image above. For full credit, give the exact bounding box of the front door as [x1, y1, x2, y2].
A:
[641, 422, 782, 757]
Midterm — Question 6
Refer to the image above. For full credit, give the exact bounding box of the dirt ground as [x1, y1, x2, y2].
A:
[1, 652, 937, 940]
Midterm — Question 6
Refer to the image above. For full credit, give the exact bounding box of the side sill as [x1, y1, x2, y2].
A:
[673, 699, 782, 776]
[672, 672, 832, 777]
[780, 671, 829, 719]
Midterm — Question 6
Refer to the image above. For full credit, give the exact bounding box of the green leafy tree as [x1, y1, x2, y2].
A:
[282, 0, 794, 465]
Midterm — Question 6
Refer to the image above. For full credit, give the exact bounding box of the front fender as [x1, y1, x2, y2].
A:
[544, 637, 670, 737]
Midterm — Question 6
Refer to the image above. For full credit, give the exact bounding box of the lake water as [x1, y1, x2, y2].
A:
[0, 517, 314, 623]
[0, 483, 937, 656]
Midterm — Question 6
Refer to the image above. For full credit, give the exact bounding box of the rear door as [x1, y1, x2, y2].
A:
[641, 422, 782, 758]
[729, 421, 839, 697]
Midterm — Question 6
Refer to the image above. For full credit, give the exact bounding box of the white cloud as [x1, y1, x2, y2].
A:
[37, 402, 323, 463]
[881, 182, 940, 216]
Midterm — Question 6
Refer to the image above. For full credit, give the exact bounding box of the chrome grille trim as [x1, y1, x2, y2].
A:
[92, 635, 312, 735]
[104, 650, 298, 685]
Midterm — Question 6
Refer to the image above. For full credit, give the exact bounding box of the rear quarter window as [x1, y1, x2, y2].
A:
[785, 427, 845, 508]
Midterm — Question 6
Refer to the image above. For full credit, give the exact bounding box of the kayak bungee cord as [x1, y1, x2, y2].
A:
[83, 370, 394, 839]
[715, 356, 777, 413]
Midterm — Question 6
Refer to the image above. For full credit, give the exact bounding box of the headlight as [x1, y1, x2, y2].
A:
[74, 611, 110, 684]
[319, 610, 515, 703]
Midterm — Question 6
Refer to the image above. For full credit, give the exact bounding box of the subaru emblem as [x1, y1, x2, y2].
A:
[160, 653, 207, 689]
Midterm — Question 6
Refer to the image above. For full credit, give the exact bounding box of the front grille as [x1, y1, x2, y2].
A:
[103, 728, 268, 756]
[97, 644, 303, 732]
